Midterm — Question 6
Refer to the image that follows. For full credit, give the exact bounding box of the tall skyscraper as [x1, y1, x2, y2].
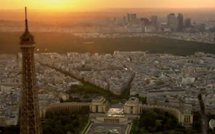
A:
[150, 15, 158, 27]
[167, 13, 178, 32]
[127, 13, 137, 24]
[177, 13, 184, 31]
[20, 7, 40, 134]
[184, 18, 192, 28]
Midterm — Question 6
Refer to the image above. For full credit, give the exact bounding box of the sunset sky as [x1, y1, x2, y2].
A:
[1, 0, 215, 11]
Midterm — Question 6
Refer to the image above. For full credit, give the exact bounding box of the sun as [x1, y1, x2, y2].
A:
[26, 0, 77, 11]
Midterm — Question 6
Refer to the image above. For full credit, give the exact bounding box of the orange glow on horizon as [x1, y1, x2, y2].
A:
[1, 0, 215, 12]
[25, 0, 79, 11]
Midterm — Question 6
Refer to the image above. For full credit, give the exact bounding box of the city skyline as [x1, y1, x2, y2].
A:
[1, 0, 215, 11]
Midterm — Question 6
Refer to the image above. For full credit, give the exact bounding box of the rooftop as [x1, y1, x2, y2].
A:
[92, 96, 106, 103]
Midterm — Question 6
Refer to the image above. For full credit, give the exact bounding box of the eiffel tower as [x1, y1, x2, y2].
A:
[19, 7, 40, 134]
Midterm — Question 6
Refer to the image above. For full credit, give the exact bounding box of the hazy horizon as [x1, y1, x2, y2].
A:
[0, 8, 215, 22]
[1, 0, 215, 11]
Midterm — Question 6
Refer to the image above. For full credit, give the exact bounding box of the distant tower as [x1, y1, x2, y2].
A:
[167, 13, 178, 32]
[150, 15, 158, 27]
[184, 18, 192, 28]
[127, 13, 137, 24]
[177, 13, 184, 31]
[20, 7, 40, 134]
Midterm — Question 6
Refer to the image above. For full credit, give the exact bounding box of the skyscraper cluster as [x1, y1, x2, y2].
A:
[127, 13, 137, 24]
[167, 13, 191, 32]
[167, 13, 184, 31]
[121, 13, 192, 33]
[110, 12, 210, 33]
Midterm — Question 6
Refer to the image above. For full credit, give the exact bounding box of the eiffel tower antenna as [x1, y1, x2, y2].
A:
[25, 7, 29, 32]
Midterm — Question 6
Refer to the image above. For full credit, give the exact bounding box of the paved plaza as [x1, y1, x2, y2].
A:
[87, 123, 128, 134]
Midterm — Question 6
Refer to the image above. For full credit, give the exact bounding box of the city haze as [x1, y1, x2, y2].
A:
[1, 0, 215, 11]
